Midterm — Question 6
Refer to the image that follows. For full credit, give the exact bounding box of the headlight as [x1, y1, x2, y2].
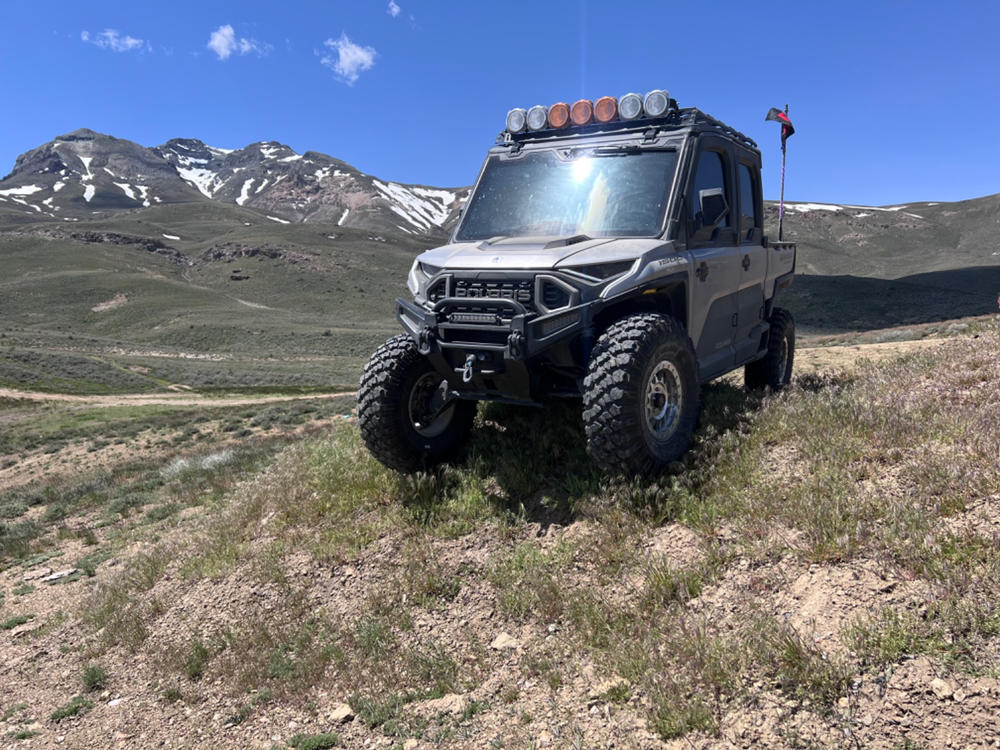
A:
[418, 262, 441, 277]
[566, 259, 637, 281]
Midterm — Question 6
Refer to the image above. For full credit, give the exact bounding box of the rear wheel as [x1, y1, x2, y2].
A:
[744, 307, 795, 391]
[358, 335, 476, 472]
[583, 313, 701, 475]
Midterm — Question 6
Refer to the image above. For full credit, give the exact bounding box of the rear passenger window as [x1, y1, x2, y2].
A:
[738, 163, 759, 239]
[689, 150, 730, 243]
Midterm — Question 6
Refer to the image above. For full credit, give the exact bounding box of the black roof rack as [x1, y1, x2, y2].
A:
[499, 106, 758, 152]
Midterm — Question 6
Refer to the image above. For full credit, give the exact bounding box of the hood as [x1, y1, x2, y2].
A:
[418, 236, 667, 271]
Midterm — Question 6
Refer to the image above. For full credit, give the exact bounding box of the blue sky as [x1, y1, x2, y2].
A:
[1, 1, 998, 205]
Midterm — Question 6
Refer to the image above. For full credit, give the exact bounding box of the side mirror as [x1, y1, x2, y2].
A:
[698, 188, 728, 229]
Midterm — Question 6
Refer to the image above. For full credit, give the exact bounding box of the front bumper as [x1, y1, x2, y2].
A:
[396, 295, 595, 403]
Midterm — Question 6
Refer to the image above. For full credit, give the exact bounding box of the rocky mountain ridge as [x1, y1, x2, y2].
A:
[0, 128, 468, 235]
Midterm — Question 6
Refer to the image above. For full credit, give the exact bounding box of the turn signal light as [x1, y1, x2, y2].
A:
[570, 99, 593, 126]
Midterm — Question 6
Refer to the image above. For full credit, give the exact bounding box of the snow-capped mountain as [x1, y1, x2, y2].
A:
[0, 129, 469, 235]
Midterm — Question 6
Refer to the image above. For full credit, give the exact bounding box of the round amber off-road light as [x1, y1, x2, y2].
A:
[594, 96, 618, 122]
[570, 99, 593, 126]
[547, 102, 570, 129]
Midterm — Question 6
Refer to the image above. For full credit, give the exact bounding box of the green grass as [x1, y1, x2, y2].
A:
[81, 663, 108, 691]
[50, 695, 93, 721]
[1, 614, 34, 630]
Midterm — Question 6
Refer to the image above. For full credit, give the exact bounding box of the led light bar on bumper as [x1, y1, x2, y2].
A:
[503, 89, 674, 134]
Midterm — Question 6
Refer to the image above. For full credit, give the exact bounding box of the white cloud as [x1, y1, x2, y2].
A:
[320, 34, 376, 85]
[387, 1, 401, 17]
[81, 29, 145, 52]
[207, 24, 267, 60]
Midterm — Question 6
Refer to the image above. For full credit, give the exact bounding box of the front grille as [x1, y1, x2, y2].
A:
[453, 278, 533, 308]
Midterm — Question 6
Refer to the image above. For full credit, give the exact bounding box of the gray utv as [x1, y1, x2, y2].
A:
[358, 91, 796, 475]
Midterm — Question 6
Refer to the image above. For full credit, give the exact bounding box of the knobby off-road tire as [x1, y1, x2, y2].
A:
[744, 307, 795, 391]
[358, 335, 476, 473]
[583, 313, 701, 475]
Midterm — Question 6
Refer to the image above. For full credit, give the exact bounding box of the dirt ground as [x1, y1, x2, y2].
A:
[3, 334, 998, 749]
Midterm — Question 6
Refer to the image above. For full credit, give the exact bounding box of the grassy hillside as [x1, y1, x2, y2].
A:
[1, 323, 997, 747]
[0, 205, 432, 392]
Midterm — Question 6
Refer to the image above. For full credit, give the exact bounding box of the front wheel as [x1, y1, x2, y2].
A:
[583, 313, 701, 475]
[744, 307, 795, 391]
[358, 335, 476, 472]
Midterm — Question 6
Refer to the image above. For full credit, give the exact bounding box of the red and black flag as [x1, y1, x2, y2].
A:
[765, 107, 795, 144]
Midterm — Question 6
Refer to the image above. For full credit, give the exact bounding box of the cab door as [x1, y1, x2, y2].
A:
[733, 160, 768, 364]
[683, 140, 742, 381]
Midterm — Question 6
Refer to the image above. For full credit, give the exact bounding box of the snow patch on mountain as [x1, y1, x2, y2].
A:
[236, 179, 254, 206]
[0, 184, 44, 197]
[372, 179, 458, 231]
[83, 184, 96, 202]
[176, 166, 218, 197]
[115, 182, 137, 201]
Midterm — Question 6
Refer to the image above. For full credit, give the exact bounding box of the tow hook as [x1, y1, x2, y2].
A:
[507, 331, 525, 358]
[418, 326, 435, 354]
[462, 353, 476, 383]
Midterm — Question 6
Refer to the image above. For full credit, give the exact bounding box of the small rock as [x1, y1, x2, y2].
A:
[329, 703, 354, 723]
[288, 720, 299, 731]
[953, 688, 966, 703]
[22, 567, 53, 581]
[417, 693, 468, 717]
[490, 632, 519, 650]
[43, 568, 78, 582]
[403, 741, 419, 750]
[547, 624, 559, 633]
[930, 678, 953, 700]
[9, 621, 40, 638]
[108, 698, 123, 707]
[56, 737, 65, 744]
[837, 697, 849, 709]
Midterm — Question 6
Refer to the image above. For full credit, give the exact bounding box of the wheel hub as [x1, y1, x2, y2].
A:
[408, 373, 455, 438]
[644, 360, 683, 439]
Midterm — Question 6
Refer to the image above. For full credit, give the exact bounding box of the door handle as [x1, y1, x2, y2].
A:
[695, 262, 709, 282]
[742, 254, 751, 271]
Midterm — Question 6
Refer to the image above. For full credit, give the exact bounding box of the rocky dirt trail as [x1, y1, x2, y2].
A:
[0, 388, 357, 409]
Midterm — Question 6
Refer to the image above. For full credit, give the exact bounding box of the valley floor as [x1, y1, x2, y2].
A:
[2, 323, 999, 749]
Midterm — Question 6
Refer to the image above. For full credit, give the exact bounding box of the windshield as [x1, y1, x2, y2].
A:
[455, 148, 677, 242]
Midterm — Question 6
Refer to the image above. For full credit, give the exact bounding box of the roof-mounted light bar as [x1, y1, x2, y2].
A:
[504, 89, 675, 135]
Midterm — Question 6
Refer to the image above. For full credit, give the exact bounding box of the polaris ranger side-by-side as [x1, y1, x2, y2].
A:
[358, 91, 796, 475]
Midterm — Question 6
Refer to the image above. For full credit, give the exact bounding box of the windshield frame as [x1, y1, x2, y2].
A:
[453, 139, 683, 244]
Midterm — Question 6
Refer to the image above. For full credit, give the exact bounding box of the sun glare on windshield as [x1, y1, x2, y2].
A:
[571, 157, 593, 182]
[456, 149, 677, 241]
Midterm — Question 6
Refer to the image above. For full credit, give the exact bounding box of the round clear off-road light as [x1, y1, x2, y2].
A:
[643, 89, 670, 117]
[526, 105, 548, 131]
[618, 92, 643, 120]
[506, 108, 527, 133]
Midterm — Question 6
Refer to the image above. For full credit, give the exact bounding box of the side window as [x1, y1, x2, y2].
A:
[737, 163, 759, 240]
[689, 150, 730, 243]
